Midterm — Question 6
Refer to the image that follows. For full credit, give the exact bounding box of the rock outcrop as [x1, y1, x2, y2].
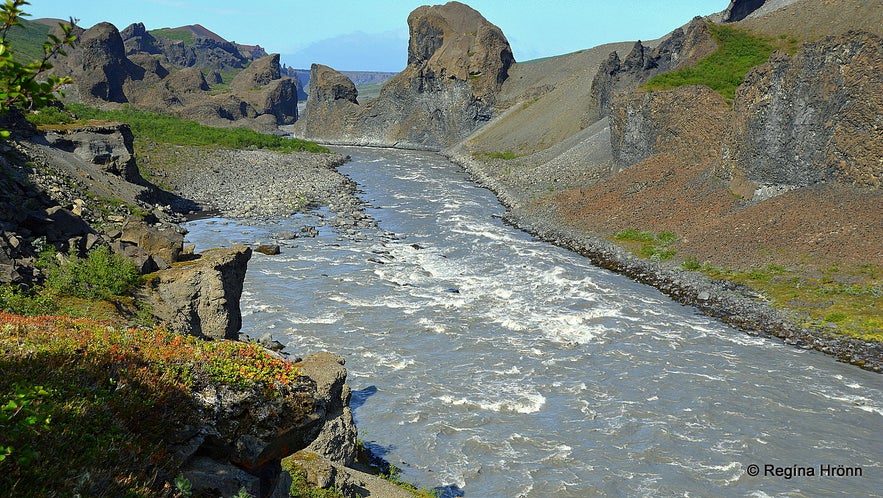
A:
[41, 122, 143, 183]
[609, 30, 883, 196]
[295, 1, 514, 149]
[722, 0, 767, 22]
[177, 351, 359, 497]
[1, 116, 195, 284]
[298, 353, 358, 466]
[610, 84, 730, 168]
[726, 31, 883, 191]
[140, 246, 252, 340]
[591, 17, 717, 118]
[53, 22, 143, 103]
[52, 22, 298, 131]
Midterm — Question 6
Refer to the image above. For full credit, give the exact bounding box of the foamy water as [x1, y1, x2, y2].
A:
[185, 148, 883, 497]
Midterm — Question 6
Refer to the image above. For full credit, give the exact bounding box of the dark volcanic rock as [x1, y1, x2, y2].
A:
[231, 54, 282, 90]
[58, 22, 133, 102]
[726, 31, 883, 190]
[42, 122, 143, 183]
[141, 246, 252, 340]
[296, 1, 514, 149]
[55, 22, 299, 130]
[723, 0, 767, 22]
[591, 17, 717, 118]
[121, 22, 161, 55]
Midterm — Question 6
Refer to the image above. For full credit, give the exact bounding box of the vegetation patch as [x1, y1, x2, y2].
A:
[63, 103, 329, 153]
[0, 312, 299, 495]
[681, 261, 883, 341]
[643, 23, 774, 103]
[474, 150, 519, 161]
[613, 229, 678, 262]
[149, 27, 195, 45]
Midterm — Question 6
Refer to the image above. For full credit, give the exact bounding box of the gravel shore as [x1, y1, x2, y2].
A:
[155, 148, 369, 228]
[444, 148, 883, 373]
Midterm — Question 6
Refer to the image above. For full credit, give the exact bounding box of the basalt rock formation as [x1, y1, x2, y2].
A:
[1, 116, 194, 285]
[51, 22, 296, 131]
[726, 31, 883, 191]
[591, 17, 718, 118]
[609, 30, 883, 197]
[295, 1, 514, 149]
[177, 352, 359, 497]
[141, 246, 252, 341]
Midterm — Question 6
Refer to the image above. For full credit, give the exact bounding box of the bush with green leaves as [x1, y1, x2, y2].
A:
[40, 245, 140, 299]
[0, 0, 77, 137]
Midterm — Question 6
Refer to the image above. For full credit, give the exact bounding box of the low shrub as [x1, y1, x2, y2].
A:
[0, 312, 300, 495]
[613, 229, 678, 262]
[40, 246, 140, 300]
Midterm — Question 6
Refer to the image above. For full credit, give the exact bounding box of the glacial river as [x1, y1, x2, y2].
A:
[184, 148, 882, 497]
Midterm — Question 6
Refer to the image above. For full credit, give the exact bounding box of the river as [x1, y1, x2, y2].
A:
[183, 147, 882, 497]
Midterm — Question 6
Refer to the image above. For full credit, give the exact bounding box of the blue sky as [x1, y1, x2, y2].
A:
[27, 1, 730, 72]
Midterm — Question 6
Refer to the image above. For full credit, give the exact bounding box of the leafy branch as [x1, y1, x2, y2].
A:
[0, 0, 78, 137]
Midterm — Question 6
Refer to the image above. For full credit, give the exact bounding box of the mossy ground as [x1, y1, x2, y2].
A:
[685, 261, 883, 342]
[0, 313, 300, 496]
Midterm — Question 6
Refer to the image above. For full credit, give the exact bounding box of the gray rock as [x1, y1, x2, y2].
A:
[295, 2, 514, 149]
[255, 244, 281, 255]
[298, 352, 359, 466]
[139, 245, 252, 340]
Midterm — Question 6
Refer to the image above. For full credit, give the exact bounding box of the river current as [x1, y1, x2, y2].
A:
[184, 148, 882, 497]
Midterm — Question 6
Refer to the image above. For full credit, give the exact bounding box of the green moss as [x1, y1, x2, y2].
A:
[643, 23, 774, 103]
[148, 27, 195, 45]
[612, 229, 678, 262]
[66, 103, 329, 153]
[280, 457, 345, 498]
[474, 150, 519, 161]
[685, 261, 883, 342]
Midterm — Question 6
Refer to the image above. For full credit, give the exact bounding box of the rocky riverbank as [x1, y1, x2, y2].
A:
[444, 148, 883, 373]
[139, 146, 375, 233]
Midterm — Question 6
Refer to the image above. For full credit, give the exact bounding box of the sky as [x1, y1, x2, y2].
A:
[26, 1, 731, 72]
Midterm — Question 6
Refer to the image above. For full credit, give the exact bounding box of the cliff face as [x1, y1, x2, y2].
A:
[295, 1, 514, 149]
[592, 17, 718, 118]
[727, 31, 883, 190]
[610, 31, 883, 196]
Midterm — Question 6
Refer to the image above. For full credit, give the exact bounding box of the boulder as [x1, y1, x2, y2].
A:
[120, 217, 184, 265]
[254, 244, 281, 255]
[140, 246, 251, 340]
[287, 451, 415, 498]
[30, 206, 95, 245]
